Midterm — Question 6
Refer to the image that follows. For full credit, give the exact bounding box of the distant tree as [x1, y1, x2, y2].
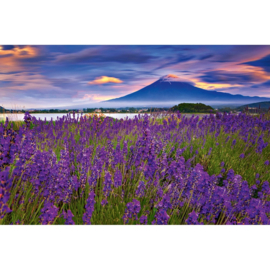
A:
[171, 103, 214, 113]
[0, 106, 6, 113]
[128, 107, 137, 113]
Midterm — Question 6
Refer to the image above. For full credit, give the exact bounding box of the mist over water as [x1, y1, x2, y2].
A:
[21, 99, 266, 111]
[49, 100, 262, 111]
[0, 112, 212, 122]
[99, 100, 246, 109]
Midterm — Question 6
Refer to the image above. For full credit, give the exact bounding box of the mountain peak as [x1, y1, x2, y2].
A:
[159, 74, 180, 82]
[164, 74, 180, 79]
[158, 74, 193, 86]
[102, 77, 270, 107]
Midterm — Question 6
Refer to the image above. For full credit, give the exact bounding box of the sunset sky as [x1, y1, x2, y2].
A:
[0, 45, 270, 109]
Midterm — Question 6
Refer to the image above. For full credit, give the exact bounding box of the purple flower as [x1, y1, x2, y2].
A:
[0, 203, 12, 219]
[123, 199, 141, 224]
[114, 169, 122, 188]
[3, 106, 270, 225]
[62, 209, 75, 225]
[186, 211, 202, 225]
[82, 191, 95, 225]
[251, 184, 257, 190]
[23, 112, 33, 128]
[103, 171, 112, 197]
[139, 215, 148, 225]
[152, 209, 170, 225]
[0, 167, 13, 219]
[135, 181, 146, 198]
[157, 194, 172, 211]
[40, 202, 59, 225]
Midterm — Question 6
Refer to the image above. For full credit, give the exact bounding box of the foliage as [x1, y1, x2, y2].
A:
[1, 111, 270, 225]
[171, 103, 214, 113]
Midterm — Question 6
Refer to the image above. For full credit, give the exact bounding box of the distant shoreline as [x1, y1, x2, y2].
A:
[0, 112, 215, 122]
[0, 112, 212, 114]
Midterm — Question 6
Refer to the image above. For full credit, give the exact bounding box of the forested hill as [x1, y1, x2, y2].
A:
[237, 101, 270, 110]
[171, 103, 214, 113]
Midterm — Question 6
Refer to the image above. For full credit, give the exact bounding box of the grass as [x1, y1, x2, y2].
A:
[3, 113, 270, 184]
[1, 112, 270, 225]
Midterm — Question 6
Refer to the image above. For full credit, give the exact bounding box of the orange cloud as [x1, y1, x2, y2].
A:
[190, 78, 241, 90]
[0, 45, 38, 58]
[0, 45, 39, 73]
[187, 64, 270, 91]
[88, 76, 123, 85]
[230, 65, 270, 81]
[166, 74, 179, 79]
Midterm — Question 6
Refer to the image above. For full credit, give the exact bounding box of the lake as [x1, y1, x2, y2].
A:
[0, 112, 211, 121]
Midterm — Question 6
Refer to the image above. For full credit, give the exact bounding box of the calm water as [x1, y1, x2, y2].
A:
[0, 113, 210, 121]
[0, 113, 143, 121]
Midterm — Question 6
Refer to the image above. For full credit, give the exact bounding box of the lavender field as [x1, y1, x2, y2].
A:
[1, 112, 270, 225]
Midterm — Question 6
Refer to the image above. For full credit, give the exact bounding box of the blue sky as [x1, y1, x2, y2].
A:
[0, 45, 270, 109]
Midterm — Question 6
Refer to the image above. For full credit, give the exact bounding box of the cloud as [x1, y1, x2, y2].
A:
[154, 55, 194, 70]
[199, 68, 270, 85]
[0, 45, 16, 50]
[1, 45, 270, 108]
[243, 54, 270, 72]
[166, 74, 179, 79]
[191, 79, 241, 90]
[200, 71, 254, 84]
[0, 45, 41, 73]
[209, 45, 270, 63]
[251, 80, 270, 88]
[88, 76, 123, 85]
[82, 93, 116, 102]
[0, 45, 38, 58]
[198, 54, 213, 60]
[0, 72, 61, 92]
[55, 46, 157, 64]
